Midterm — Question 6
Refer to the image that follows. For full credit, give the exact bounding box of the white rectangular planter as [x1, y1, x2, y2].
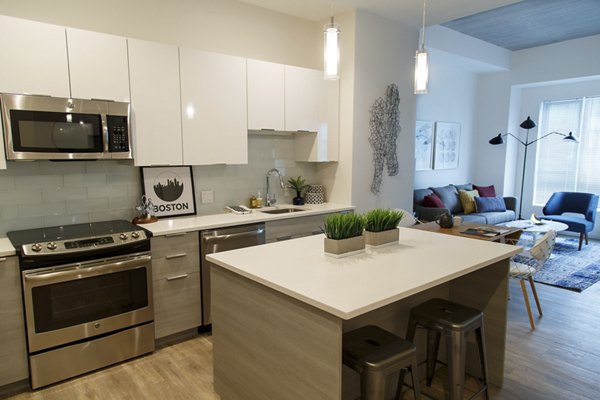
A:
[364, 228, 399, 248]
[324, 235, 366, 258]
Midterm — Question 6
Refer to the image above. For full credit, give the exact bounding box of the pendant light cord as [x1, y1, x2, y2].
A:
[330, 0, 335, 24]
[421, 0, 427, 50]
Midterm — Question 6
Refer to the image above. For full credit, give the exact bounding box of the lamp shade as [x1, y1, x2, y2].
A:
[489, 133, 504, 145]
[324, 19, 340, 81]
[563, 131, 580, 143]
[520, 116, 536, 130]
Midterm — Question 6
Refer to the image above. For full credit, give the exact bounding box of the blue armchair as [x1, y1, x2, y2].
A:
[542, 192, 599, 250]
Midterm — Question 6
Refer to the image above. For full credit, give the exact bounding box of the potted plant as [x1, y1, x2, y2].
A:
[364, 208, 404, 247]
[323, 213, 366, 257]
[287, 176, 308, 206]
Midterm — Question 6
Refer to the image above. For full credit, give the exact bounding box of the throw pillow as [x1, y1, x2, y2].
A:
[474, 196, 506, 213]
[458, 189, 479, 214]
[431, 185, 462, 213]
[473, 184, 497, 198]
[422, 193, 445, 208]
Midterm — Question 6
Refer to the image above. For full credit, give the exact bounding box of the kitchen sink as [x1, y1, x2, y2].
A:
[260, 207, 307, 214]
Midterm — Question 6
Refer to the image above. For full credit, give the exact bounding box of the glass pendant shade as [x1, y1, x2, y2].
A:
[414, 49, 429, 94]
[324, 19, 340, 81]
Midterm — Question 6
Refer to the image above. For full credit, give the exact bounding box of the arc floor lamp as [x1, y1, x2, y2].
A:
[489, 116, 579, 219]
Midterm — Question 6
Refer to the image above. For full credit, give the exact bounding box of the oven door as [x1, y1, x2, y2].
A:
[22, 252, 153, 353]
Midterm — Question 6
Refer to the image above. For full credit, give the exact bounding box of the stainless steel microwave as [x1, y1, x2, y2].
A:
[1, 93, 132, 161]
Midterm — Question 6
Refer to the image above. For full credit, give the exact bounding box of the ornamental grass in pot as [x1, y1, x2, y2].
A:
[323, 213, 366, 257]
[364, 208, 404, 247]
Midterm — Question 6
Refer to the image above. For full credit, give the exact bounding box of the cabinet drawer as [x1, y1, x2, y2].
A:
[152, 250, 200, 281]
[151, 232, 199, 258]
[153, 271, 201, 339]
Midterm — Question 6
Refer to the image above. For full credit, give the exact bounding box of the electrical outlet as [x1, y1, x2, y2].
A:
[201, 190, 213, 204]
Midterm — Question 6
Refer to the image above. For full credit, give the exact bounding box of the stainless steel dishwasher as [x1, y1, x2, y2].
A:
[200, 223, 266, 326]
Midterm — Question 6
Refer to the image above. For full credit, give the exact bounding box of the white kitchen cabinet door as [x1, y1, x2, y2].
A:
[247, 59, 285, 132]
[295, 78, 340, 162]
[0, 15, 69, 97]
[285, 66, 320, 133]
[180, 48, 248, 165]
[128, 38, 183, 166]
[67, 28, 130, 102]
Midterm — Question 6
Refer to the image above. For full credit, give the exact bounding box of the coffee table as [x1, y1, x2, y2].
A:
[413, 222, 522, 243]
[505, 219, 568, 233]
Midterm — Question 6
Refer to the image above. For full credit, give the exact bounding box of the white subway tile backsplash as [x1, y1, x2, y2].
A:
[43, 187, 88, 202]
[0, 189, 43, 205]
[88, 185, 129, 199]
[38, 161, 86, 175]
[15, 174, 63, 189]
[44, 213, 90, 227]
[66, 198, 110, 214]
[64, 173, 107, 188]
[0, 176, 15, 190]
[19, 202, 66, 218]
[0, 205, 18, 219]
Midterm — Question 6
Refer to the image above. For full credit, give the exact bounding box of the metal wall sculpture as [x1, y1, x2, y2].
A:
[369, 84, 401, 194]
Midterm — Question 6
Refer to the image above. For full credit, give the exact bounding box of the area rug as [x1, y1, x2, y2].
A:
[530, 235, 600, 292]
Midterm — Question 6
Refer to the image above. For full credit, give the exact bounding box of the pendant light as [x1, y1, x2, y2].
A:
[324, 0, 340, 80]
[414, 0, 429, 94]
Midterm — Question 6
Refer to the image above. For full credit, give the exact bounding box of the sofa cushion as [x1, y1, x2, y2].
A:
[414, 188, 434, 205]
[475, 196, 506, 213]
[458, 189, 479, 214]
[453, 183, 473, 192]
[482, 210, 516, 225]
[474, 184, 497, 197]
[431, 185, 462, 214]
[458, 213, 487, 224]
[423, 193, 445, 208]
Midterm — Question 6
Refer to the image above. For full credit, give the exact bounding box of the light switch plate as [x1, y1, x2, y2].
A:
[201, 190, 213, 204]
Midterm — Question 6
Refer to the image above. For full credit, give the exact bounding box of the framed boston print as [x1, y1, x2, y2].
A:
[433, 122, 460, 170]
[415, 120, 434, 170]
[141, 166, 196, 218]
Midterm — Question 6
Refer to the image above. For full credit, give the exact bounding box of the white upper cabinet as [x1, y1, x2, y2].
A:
[128, 38, 183, 166]
[66, 28, 130, 102]
[247, 59, 285, 132]
[180, 48, 248, 165]
[0, 15, 69, 97]
[284, 66, 320, 133]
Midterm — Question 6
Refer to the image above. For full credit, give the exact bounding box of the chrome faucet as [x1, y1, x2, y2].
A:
[265, 168, 285, 206]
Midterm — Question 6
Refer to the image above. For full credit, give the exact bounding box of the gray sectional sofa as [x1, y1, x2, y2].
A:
[413, 183, 517, 225]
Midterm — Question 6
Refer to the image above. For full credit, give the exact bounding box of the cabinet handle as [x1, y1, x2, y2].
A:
[261, 128, 275, 131]
[0, 257, 6, 262]
[276, 236, 292, 241]
[296, 129, 310, 133]
[165, 232, 187, 238]
[165, 253, 187, 260]
[166, 274, 189, 281]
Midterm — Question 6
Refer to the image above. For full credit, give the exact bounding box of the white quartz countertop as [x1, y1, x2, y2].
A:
[207, 227, 522, 320]
[139, 203, 354, 236]
[0, 238, 16, 257]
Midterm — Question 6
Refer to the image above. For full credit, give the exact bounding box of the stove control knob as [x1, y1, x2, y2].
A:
[119, 233, 128, 241]
[47, 242, 57, 250]
[131, 231, 140, 239]
[31, 243, 42, 252]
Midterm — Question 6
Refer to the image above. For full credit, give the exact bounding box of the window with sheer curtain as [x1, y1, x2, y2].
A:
[533, 96, 600, 206]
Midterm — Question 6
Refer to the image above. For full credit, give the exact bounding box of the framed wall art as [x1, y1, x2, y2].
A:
[415, 120, 434, 170]
[433, 122, 461, 170]
[141, 166, 197, 218]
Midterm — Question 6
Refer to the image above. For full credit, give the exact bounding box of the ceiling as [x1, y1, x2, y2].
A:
[238, 0, 600, 51]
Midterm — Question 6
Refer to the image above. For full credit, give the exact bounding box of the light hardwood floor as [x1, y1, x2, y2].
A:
[4, 279, 600, 400]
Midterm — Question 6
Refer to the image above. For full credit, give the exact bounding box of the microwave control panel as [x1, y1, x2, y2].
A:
[107, 115, 130, 152]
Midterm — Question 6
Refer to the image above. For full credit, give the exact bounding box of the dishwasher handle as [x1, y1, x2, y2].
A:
[203, 228, 265, 244]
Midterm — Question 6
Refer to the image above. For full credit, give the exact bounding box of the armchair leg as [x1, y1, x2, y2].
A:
[528, 276, 543, 316]
[520, 279, 535, 330]
[585, 232, 589, 245]
[578, 233, 584, 251]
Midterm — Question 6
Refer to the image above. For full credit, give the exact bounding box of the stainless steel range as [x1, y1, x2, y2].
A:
[7, 220, 155, 389]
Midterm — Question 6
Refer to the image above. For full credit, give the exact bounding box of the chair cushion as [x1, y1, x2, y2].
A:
[422, 193, 445, 208]
[475, 196, 507, 213]
[473, 184, 497, 197]
[432, 185, 462, 213]
[542, 215, 593, 233]
[458, 189, 479, 214]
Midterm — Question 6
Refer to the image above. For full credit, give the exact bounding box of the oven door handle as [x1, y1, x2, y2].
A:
[23, 254, 152, 284]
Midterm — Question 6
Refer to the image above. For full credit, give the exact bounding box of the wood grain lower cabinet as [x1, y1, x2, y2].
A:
[265, 213, 335, 243]
[0, 256, 29, 385]
[151, 233, 201, 339]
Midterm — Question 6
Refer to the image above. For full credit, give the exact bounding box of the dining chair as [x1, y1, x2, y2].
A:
[509, 230, 556, 330]
[396, 209, 419, 227]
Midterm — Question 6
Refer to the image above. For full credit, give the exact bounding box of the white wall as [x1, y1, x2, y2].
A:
[0, 0, 321, 68]
[347, 10, 417, 212]
[414, 48, 479, 189]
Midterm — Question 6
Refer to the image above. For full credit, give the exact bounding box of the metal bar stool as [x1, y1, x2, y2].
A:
[404, 298, 489, 400]
[343, 325, 421, 400]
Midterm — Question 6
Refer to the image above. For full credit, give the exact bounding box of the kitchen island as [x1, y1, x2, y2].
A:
[207, 227, 521, 399]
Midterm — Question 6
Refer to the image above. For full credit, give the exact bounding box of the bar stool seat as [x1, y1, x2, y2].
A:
[343, 325, 421, 400]
[406, 298, 489, 400]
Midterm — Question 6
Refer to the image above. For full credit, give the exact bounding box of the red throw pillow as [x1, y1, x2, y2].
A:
[473, 184, 496, 198]
[422, 193, 445, 208]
